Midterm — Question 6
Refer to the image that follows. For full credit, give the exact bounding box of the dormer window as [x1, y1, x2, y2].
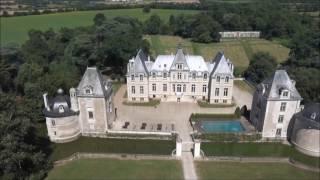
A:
[58, 105, 65, 113]
[164, 64, 167, 68]
[204, 73, 207, 80]
[225, 76, 229, 83]
[177, 64, 183, 70]
[131, 75, 135, 81]
[140, 74, 143, 81]
[163, 72, 167, 79]
[217, 76, 220, 83]
[152, 72, 156, 78]
[192, 73, 196, 79]
[283, 91, 288, 97]
[311, 113, 316, 120]
[280, 89, 290, 99]
[85, 88, 92, 95]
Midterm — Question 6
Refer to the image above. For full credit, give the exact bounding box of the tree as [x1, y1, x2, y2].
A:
[93, 13, 106, 26]
[144, 14, 163, 34]
[143, 6, 151, 13]
[244, 52, 277, 84]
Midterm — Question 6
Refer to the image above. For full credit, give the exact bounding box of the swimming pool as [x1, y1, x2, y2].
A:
[200, 120, 245, 133]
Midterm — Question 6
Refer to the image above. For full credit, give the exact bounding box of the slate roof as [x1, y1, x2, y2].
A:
[77, 67, 107, 97]
[301, 103, 320, 123]
[129, 49, 151, 75]
[209, 52, 233, 77]
[261, 70, 302, 100]
[169, 47, 190, 71]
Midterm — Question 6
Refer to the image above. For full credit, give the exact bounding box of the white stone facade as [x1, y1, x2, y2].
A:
[43, 67, 116, 143]
[250, 70, 302, 139]
[126, 48, 234, 104]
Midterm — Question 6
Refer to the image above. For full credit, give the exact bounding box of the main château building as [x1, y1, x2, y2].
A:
[126, 47, 234, 104]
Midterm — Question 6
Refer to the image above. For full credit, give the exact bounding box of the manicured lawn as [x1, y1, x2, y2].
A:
[202, 142, 320, 168]
[47, 158, 183, 180]
[234, 80, 255, 94]
[112, 82, 123, 94]
[50, 136, 175, 161]
[0, 9, 198, 45]
[145, 35, 289, 73]
[196, 161, 320, 180]
[123, 99, 161, 106]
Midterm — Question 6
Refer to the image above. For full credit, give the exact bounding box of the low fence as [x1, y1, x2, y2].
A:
[54, 152, 176, 167]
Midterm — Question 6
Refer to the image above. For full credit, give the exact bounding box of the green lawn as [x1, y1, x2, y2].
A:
[51, 136, 175, 161]
[0, 8, 198, 45]
[47, 158, 183, 180]
[202, 142, 320, 168]
[234, 80, 255, 94]
[196, 161, 320, 180]
[145, 35, 289, 73]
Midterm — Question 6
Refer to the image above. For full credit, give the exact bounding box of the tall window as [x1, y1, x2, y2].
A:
[178, 72, 182, 80]
[215, 88, 219, 96]
[152, 84, 156, 91]
[172, 84, 176, 92]
[152, 72, 156, 78]
[225, 76, 229, 83]
[140, 74, 143, 81]
[131, 86, 135, 94]
[191, 84, 195, 92]
[283, 91, 288, 97]
[131, 75, 135, 81]
[163, 72, 167, 79]
[276, 128, 282, 136]
[278, 115, 284, 123]
[183, 84, 186, 92]
[140, 86, 144, 94]
[163, 84, 167, 92]
[204, 73, 207, 80]
[280, 102, 286, 112]
[177, 64, 182, 69]
[217, 76, 220, 83]
[192, 73, 196, 79]
[88, 111, 94, 119]
[202, 85, 207, 93]
[223, 88, 228, 96]
[51, 120, 55, 126]
[177, 84, 181, 92]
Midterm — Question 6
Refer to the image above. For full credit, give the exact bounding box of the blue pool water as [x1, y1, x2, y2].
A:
[200, 120, 245, 133]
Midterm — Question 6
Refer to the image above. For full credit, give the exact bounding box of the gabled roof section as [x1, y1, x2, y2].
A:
[170, 47, 189, 71]
[77, 67, 106, 97]
[261, 70, 302, 100]
[133, 49, 149, 74]
[210, 52, 233, 77]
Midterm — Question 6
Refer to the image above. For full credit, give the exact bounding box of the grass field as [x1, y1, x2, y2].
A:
[234, 80, 255, 94]
[51, 136, 175, 161]
[0, 8, 198, 45]
[145, 35, 290, 73]
[196, 161, 320, 180]
[47, 158, 183, 180]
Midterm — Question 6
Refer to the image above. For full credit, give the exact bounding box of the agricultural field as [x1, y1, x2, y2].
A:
[0, 8, 198, 45]
[196, 161, 320, 180]
[145, 35, 290, 73]
[47, 158, 183, 180]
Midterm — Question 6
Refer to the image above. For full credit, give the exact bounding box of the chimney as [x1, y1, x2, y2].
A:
[43, 93, 50, 111]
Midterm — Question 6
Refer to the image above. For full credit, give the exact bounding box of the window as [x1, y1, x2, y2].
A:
[88, 111, 94, 119]
[278, 115, 284, 123]
[140, 86, 144, 94]
[173, 74, 175, 79]
[215, 88, 219, 96]
[225, 76, 229, 83]
[311, 113, 316, 120]
[214, 99, 219, 103]
[51, 120, 55, 126]
[177, 84, 181, 92]
[223, 100, 227, 103]
[202, 85, 207, 93]
[152, 72, 156, 78]
[164, 64, 167, 68]
[178, 72, 182, 80]
[223, 88, 228, 96]
[131, 86, 135, 94]
[131, 75, 135, 81]
[163, 84, 167, 92]
[192, 73, 196, 79]
[183, 84, 186, 92]
[152, 84, 156, 91]
[283, 91, 288, 97]
[204, 73, 207, 80]
[139, 74, 143, 81]
[177, 64, 182, 69]
[280, 102, 286, 112]
[172, 84, 176, 92]
[132, 97, 136, 101]
[217, 76, 220, 83]
[85, 89, 92, 94]
[191, 84, 196, 92]
[276, 128, 282, 136]
[163, 72, 167, 79]
[54, 131, 56, 136]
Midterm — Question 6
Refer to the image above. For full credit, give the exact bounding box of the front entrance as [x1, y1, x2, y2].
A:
[177, 97, 180, 102]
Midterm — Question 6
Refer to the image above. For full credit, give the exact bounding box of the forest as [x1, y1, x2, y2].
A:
[0, 1, 319, 179]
